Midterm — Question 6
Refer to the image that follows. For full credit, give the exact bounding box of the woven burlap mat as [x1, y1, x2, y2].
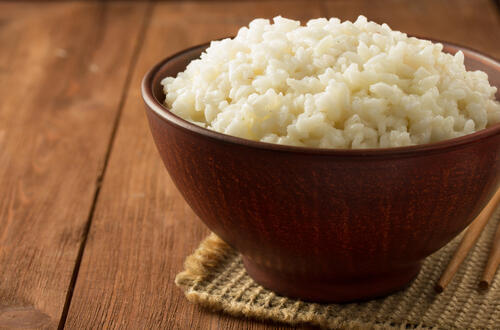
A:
[176, 212, 500, 329]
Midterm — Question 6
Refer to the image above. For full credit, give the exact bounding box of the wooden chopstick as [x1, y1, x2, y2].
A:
[435, 187, 500, 293]
[479, 218, 500, 289]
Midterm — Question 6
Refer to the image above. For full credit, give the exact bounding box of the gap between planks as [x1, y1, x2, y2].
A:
[56, 2, 155, 329]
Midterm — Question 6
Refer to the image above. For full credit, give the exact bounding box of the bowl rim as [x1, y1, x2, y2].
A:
[142, 39, 500, 156]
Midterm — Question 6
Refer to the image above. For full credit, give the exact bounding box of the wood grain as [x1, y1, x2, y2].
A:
[0, 2, 147, 329]
[64, 1, 321, 329]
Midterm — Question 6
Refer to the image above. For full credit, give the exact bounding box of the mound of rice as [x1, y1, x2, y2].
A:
[162, 16, 500, 149]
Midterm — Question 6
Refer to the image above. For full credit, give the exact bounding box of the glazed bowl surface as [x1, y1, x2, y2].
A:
[142, 41, 500, 302]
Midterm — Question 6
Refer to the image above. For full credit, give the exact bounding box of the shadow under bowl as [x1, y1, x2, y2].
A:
[142, 41, 500, 303]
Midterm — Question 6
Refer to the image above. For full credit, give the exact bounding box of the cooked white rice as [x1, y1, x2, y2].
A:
[162, 16, 500, 149]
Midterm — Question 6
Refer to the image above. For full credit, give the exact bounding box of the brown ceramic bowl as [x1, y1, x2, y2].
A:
[142, 41, 500, 302]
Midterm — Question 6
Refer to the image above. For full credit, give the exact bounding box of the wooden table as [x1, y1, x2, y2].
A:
[0, 1, 499, 329]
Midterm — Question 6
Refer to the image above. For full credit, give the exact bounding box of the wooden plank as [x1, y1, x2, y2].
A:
[323, 0, 500, 59]
[64, 1, 321, 329]
[0, 2, 148, 329]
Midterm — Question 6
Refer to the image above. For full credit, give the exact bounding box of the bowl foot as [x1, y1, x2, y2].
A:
[242, 257, 421, 303]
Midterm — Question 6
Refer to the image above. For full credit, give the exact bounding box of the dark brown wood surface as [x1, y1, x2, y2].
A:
[0, 2, 148, 329]
[0, 1, 499, 329]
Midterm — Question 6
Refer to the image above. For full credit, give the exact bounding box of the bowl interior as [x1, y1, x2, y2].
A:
[152, 45, 208, 105]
